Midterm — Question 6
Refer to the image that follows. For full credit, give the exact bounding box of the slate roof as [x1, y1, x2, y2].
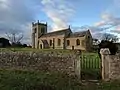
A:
[39, 28, 89, 38]
[40, 28, 71, 38]
[70, 30, 89, 37]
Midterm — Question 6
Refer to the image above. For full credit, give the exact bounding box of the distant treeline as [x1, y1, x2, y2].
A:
[0, 37, 31, 48]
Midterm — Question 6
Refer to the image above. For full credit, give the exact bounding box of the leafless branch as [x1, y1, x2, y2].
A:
[5, 31, 24, 44]
[102, 33, 119, 42]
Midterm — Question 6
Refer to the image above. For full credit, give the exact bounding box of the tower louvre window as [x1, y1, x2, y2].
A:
[41, 27, 45, 33]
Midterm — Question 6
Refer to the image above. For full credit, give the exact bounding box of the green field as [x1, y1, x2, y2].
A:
[0, 70, 120, 90]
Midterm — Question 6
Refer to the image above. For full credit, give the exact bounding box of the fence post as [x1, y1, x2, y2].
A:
[100, 48, 110, 81]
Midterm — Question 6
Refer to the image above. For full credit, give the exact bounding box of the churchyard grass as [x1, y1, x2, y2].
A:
[0, 70, 120, 90]
[0, 48, 74, 54]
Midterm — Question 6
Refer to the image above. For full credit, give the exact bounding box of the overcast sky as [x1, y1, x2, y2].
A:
[0, 0, 120, 44]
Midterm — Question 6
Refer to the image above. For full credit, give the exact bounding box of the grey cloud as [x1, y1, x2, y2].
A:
[94, 13, 120, 31]
[0, 0, 41, 44]
[71, 23, 117, 40]
[72, 25, 108, 34]
[92, 32, 104, 40]
[89, 13, 120, 39]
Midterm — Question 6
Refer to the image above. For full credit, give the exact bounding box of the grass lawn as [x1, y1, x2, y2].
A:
[0, 48, 75, 54]
[0, 70, 81, 90]
[0, 70, 120, 90]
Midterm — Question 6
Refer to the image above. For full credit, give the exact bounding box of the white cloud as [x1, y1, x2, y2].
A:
[94, 13, 120, 27]
[41, 0, 75, 31]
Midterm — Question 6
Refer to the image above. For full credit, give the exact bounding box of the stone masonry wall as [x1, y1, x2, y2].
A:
[109, 55, 120, 80]
[100, 48, 120, 81]
[0, 51, 80, 76]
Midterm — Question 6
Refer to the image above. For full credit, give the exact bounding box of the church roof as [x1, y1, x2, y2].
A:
[40, 28, 71, 38]
[69, 30, 89, 37]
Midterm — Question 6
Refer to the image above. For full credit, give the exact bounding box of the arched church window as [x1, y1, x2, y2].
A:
[76, 39, 80, 45]
[50, 40, 52, 46]
[58, 39, 61, 46]
[67, 40, 70, 46]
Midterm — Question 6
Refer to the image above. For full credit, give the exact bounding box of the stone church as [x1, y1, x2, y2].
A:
[32, 20, 93, 51]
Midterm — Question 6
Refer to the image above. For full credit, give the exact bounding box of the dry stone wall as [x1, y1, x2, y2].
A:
[0, 51, 80, 76]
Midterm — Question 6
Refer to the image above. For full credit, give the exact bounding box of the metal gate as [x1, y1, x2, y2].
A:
[80, 54, 101, 80]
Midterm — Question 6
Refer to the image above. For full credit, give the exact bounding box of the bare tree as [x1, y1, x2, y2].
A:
[93, 38, 101, 45]
[6, 30, 24, 44]
[102, 33, 119, 42]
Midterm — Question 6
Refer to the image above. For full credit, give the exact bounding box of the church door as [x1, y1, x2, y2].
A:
[40, 44, 42, 49]
[72, 46, 74, 50]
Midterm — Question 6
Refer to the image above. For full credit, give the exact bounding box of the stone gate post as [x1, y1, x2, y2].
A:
[100, 48, 110, 81]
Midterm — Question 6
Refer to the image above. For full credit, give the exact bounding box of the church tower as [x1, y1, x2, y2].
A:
[32, 20, 47, 48]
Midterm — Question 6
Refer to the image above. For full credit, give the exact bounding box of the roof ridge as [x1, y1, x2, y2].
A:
[74, 30, 88, 33]
[46, 28, 70, 34]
